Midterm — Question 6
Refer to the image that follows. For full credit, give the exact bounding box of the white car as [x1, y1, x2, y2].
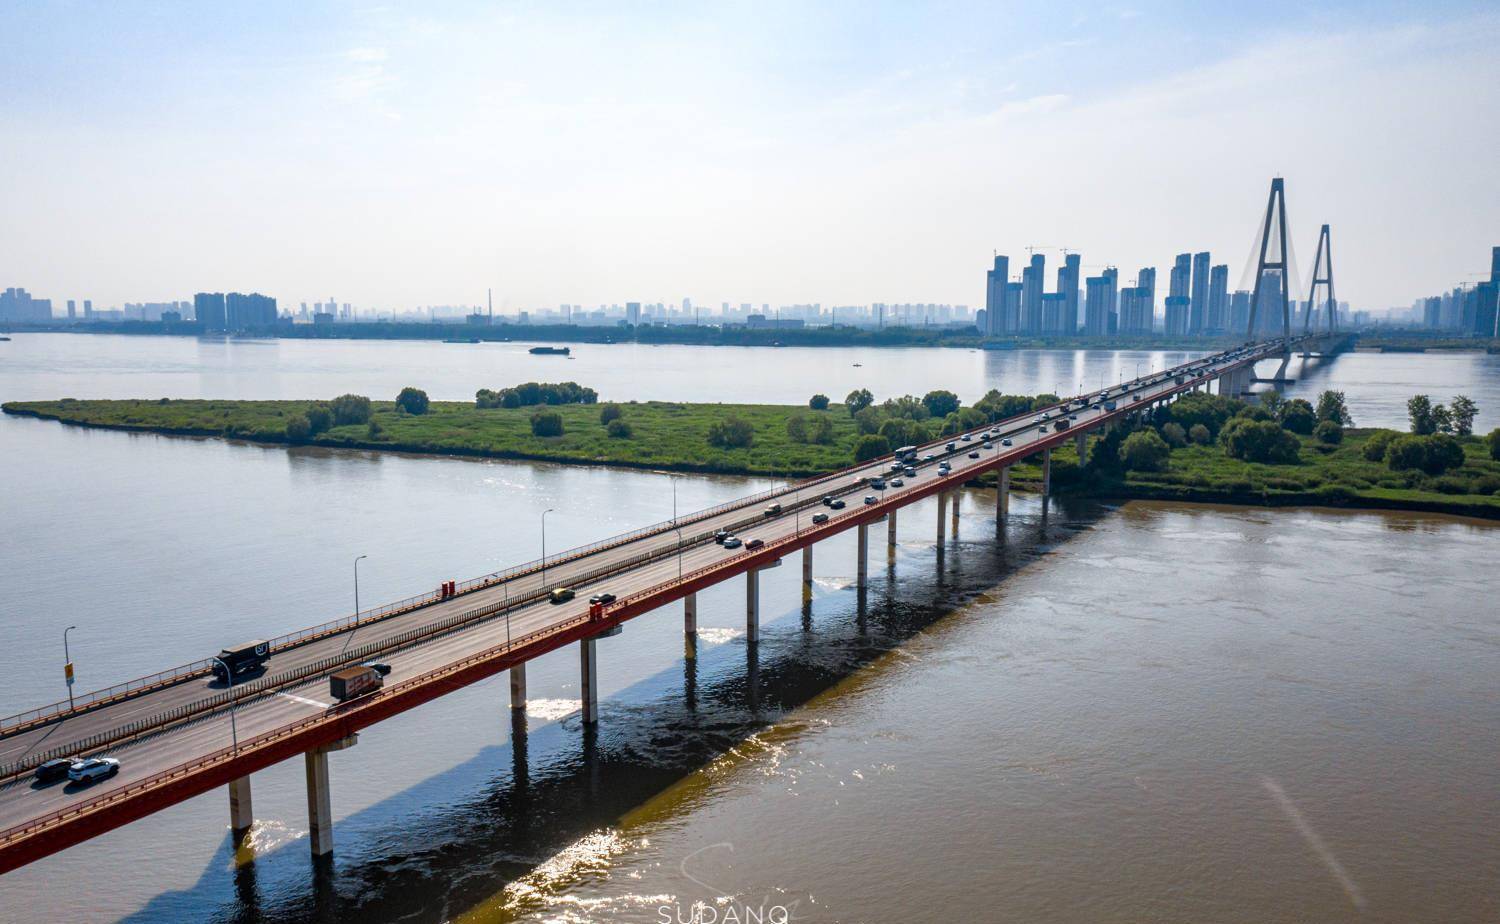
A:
[68, 757, 120, 784]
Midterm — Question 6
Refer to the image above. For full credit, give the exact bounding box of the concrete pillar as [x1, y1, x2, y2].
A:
[856, 522, 869, 589]
[1042, 448, 1053, 497]
[228, 775, 253, 833]
[684, 592, 698, 655]
[304, 734, 355, 857]
[746, 569, 760, 643]
[950, 490, 960, 527]
[580, 637, 598, 724]
[1074, 431, 1086, 462]
[936, 491, 948, 545]
[509, 663, 527, 710]
[801, 546, 813, 602]
[997, 467, 1010, 522]
[887, 507, 898, 560]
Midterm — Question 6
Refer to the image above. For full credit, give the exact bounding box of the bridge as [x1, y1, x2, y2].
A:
[0, 332, 1349, 874]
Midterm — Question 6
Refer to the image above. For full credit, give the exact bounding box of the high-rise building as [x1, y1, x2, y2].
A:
[194, 292, 226, 329]
[984, 255, 1010, 336]
[1492, 245, 1500, 285]
[1083, 276, 1113, 336]
[66, 299, 76, 320]
[626, 302, 641, 326]
[0, 288, 52, 321]
[1059, 252, 1081, 333]
[1040, 293, 1067, 333]
[1253, 269, 1286, 336]
[1118, 287, 1151, 334]
[83, 299, 93, 319]
[1102, 267, 1119, 331]
[1422, 296, 1443, 329]
[1207, 264, 1229, 332]
[1473, 282, 1498, 337]
[1021, 254, 1045, 333]
[1169, 254, 1191, 301]
[1164, 295, 1190, 336]
[224, 292, 276, 329]
[1229, 290, 1252, 334]
[1188, 251, 1211, 333]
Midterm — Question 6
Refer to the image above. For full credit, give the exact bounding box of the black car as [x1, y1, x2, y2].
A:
[830, 499, 847, 509]
[361, 662, 392, 676]
[34, 758, 75, 784]
[822, 495, 836, 507]
[968, 451, 980, 459]
[812, 512, 830, 524]
[714, 529, 730, 544]
[745, 537, 765, 550]
[589, 592, 617, 605]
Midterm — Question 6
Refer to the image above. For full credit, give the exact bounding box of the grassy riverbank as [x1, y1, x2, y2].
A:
[7, 398, 1500, 518]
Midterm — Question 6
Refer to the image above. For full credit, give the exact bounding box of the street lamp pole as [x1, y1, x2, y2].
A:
[342, 554, 368, 655]
[541, 508, 555, 588]
[672, 478, 683, 580]
[210, 657, 239, 753]
[63, 625, 78, 710]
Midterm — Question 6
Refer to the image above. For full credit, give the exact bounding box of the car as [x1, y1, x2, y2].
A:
[870, 478, 886, 490]
[548, 587, 576, 604]
[1039, 425, 1049, 433]
[745, 538, 765, 550]
[361, 662, 392, 676]
[812, 512, 830, 524]
[890, 477, 905, 487]
[889, 462, 905, 473]
[714, 528, 730, 544]
[764, 503, 782, 517]
[723, 536, 743, 549]
[864, 495, 877, 505]
[923, 453, 937, 462]
[946, 442, 957, 451]
[588, 592, 617, 605]
[961, 433, 972, 441]
[982, 442, 993, 450]
[830, 499, 847, 509]
[1001, 438, 1013, 446]
[968, 451, 980, 459]
[1132, 394, 1143, 402]
[938, 462, 952, 474]
[821, 495, 836, 507]
[903, 466, 917, 477]
[34, 758, 76, 784]
[1032, 416, 1042, 423]
[68, 757, 120, 785]
[1069, 414, 1077, 421]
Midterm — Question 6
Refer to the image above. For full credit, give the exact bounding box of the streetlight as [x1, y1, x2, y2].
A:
[342, 554, 368, 655]
[210, 657, 240, 753]
[671, 478, 684, 580]
[540, 508, 556, 589]
[63, 625, 78, 709]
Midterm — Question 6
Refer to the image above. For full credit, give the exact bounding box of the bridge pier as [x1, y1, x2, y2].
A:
[746, 568, 760, 643]
[509, 663, 527, 710]
[950, 490, 960, 531]
[856, 522, 869, 590]
[936, 491, 948, 545]
[801, 547, 813, 603]
[580, 637, 598, 724]
[684, 592, 698, 656]
[887, 507, 898, 561]
[1074, 431, 1086, 462]
[1042, 448, 1053, 497]
[228, 775, 253, 838]
[997, 467, 1010, 524]
[305, 734, 357, 857]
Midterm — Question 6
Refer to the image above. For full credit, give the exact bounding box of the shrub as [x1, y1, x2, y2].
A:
[1119, 430, 1171, 472]
[882, 395, 930, 421]
[1031, 393, 1061, 412]
[606, 418, 632, 439]
[1422, 433, 1466, 475]
[366, 419, 384, 440]
[1488, 428, 1500, 461]
[786, 414, 809, 444]
[1362, 429, 1399, 462]
[599, 404, 623, 425]
[879, 416, 928, 448]
[396, 387, 430, 416]
[922, 390, 960, 418]
[707, 416, 754, 449]
[1314, 420, 1344, 445]
[1385, 435, 1429, 472]
[1279, 399, 1316, 435]
[1473, 475, 1500, 496]
[305, 405, 334, 435]
[1431, 476, 1470, 495]
[809, 393, 830, 411]
[1160, 422, 1188, 448]
[285, 415, 312, 442]
[853, 406, 883, 434]
[1236, 405, 1273, 422]
[853, 433, 891, 462]
[1168, 393, 1241, 437]
[1188, 423, 1212, 445]
[808, 414, 835, 445]
[1315, 390, 1353, 426]
[530, 410, 564, 437]
[478, 381, 598, 409]
[329, 393, 372, 426]
[845, 388, 874, 415]
[1220, 418, 1301, 464]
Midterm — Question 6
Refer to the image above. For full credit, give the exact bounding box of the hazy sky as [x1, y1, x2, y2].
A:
[3, 1, 1497, 312]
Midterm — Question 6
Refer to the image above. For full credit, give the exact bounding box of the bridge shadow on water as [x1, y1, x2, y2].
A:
[119, 496, 1112, 924]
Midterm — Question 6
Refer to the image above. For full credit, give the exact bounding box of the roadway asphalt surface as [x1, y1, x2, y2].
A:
[0, 341, 1289, 836]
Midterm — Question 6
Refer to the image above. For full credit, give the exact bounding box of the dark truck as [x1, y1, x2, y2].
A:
[212, 640, 270, 683]
[330, 665, 384, 702]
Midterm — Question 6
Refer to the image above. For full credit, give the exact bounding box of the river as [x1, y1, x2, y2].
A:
[0, 333, 1496, 923]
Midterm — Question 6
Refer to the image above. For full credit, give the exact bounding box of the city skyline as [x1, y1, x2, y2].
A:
[2, 2, 1498, 311]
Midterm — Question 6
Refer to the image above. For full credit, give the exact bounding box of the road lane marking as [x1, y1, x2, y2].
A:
[278, 691, 332, 710]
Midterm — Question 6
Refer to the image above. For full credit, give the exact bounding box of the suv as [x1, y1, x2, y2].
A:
[764, 503, 782, 517]
[68, 757, 120, 784]
[34, 758, 75, 784]
[548, 587, 576, 604]
[714, 528, 730, 544]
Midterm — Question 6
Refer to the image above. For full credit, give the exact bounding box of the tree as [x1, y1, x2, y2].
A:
[808, 414, 835, 444]
[1261, 392, 1287, 419]
[808, 394, 830, 411]
[1385, 435, 1428, 472]
[1168, 393, 1240, 438]
[974, 391, 1033, 422]
[1220, 418, 1300, 464]
[305, 405, 334, 435]
[329, 393, 372, 426]
[285, 415, 312, 442]
[853, 433, 891, 462]
[1160, 422, 1188, 447]
[1119, 430, 1171, 472]
[921, 389, 960, 418]
[1422, 434, 1466, 474]
[1431, 403, 1453, 434]
[606, 418, 633, 439]
[1362, 429, 1399, 462]
[1031, 393, 1061, 411]
[879, 417, 928, 448]
[396, 386, 430, 416]
[1315, 390, 1353, 426]
[852, 406, 883, 434]
[1188, 423, 1212, 445]
[530, 410, 564, 437]
[845, 388, 874, 415]
[1488, 428, 1500, 461]
[707, 416, 754, 448]
[882, 395, 930, 420]
[1279, 399, 1316, 435]
[786, 414, 809, 443]
[1408, 394, 1435, 434]
[1450, 395, 1478, 436]
[599, 403, 623, 425]
[1235, 404, 1274, 423]
[1314, 420, 1344, 444]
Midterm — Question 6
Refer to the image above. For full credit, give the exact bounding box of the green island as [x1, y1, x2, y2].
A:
[6, 382, 1500, 519]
